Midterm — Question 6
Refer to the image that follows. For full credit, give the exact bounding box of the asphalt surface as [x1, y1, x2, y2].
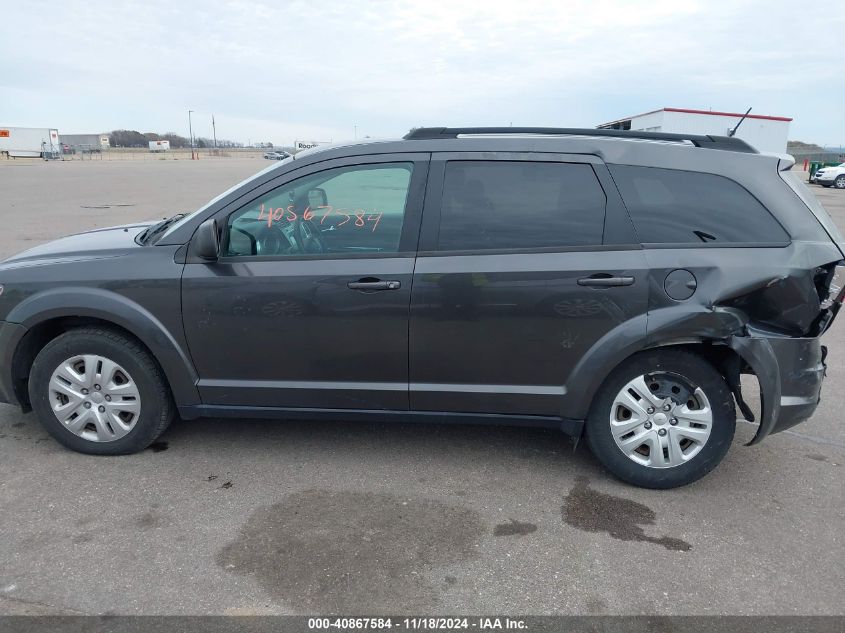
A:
[0, 159, 842, 615]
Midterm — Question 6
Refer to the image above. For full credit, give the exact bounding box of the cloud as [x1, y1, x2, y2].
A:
[1, 0, 842, 144]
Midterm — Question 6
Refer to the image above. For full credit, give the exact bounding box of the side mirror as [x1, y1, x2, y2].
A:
[194, 218, 219, 260]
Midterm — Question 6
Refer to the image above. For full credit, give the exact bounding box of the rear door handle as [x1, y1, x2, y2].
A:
[577, 275, 635, 287]
[347, 279, 401, 291]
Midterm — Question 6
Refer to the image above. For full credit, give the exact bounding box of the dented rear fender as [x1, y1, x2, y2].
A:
[643, 241, 839, 444]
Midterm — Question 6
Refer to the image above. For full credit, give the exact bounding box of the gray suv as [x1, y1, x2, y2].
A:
[0, 127, 842, 488]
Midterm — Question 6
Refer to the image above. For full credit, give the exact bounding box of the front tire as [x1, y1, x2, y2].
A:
[585, 349, 735, 489]
[835, 175, 845, 189]
[29, 327, 175, 455]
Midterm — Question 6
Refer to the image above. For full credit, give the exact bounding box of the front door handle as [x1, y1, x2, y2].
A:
[347, 279, 401, 291]
[577, 275, 635, 287]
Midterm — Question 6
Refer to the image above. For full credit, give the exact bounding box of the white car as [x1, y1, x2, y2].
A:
[814, 163, 845, 189]
[263, 151, 290, 160]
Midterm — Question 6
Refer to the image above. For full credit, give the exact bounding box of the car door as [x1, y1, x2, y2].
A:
[181, 152, 429, 410]
[409, 152, 649, 418]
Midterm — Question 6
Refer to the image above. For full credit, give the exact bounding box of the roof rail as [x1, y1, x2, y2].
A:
[403, 127, 758, 153]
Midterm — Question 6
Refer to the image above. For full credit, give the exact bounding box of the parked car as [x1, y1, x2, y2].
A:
[0, 127, 843, 488]
[263, 150, 289, 160]
[814, 163, 845, 189]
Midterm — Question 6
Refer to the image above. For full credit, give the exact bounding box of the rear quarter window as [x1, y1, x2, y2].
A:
[609, 165, 789, 245]
[436, 160, 606, 252]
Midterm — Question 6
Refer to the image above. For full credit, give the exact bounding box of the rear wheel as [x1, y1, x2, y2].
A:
[29, 328, 175, 455]
[585, 349, 735, 489]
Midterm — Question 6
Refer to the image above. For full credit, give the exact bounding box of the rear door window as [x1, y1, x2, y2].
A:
[436, 161, 606, 251]
[610, 165, 789, 245]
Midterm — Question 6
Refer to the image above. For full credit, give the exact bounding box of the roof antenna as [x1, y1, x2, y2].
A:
[728, 107, 752, 137]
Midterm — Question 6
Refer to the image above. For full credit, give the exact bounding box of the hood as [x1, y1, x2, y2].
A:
[0, 222, 154, 269]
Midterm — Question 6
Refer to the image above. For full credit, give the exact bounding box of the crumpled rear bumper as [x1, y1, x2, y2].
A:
[729, 329, 826, 444]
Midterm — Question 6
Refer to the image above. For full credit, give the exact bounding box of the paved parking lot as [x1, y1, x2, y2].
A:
[0, 159, 843, 615]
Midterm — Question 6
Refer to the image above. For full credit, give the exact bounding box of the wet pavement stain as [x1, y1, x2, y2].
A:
[135, 511, 166, 529]
[493, 519, 537, 537]
[585, 596, 608, 614]
[805, 454, 828, 462]
[217, 489, 485, 613]
[73, 516, 96, 528]
[562, 477, 691, 552]
[148, 441, 169, 452]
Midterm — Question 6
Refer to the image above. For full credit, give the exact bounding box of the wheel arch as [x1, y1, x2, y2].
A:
[5, 288, 199, 411]
[562, 336, 753, 433]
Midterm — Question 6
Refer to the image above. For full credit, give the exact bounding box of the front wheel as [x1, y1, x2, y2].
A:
[835, 175, 845, 189]
[29, 327, 175, 455]
[585, 350, 735, 489]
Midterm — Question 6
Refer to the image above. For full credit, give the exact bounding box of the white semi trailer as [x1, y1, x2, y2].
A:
[0, 127, 61, 158]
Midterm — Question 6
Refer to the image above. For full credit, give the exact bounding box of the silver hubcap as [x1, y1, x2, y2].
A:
[48, 355, 141, 442]
[610, 373, 712, 468]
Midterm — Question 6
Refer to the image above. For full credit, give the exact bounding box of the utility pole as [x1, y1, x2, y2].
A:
[212, 114, 217, 149]
[188, 109, 195, 159]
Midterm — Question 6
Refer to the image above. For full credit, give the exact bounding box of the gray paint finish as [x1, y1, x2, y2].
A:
[0, 130, 842, 451]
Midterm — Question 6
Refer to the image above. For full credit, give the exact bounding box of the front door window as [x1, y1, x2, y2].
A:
[225, 163, 414, 258]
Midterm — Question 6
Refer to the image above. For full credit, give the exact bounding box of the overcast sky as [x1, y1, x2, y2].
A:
[2, 0, 843, 146]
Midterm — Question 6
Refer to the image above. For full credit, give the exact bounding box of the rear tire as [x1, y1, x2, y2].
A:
[585, 349, 735, 489]
[29, 327, 175, 455]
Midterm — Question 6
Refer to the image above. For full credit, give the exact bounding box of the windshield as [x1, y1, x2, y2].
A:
[158, 156, 295, 240]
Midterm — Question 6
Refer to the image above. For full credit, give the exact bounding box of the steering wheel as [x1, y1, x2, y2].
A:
[254, 224, 293, 256]
[293, 217, 328, 254]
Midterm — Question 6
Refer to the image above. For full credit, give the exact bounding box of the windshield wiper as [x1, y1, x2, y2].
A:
[137, 214, 186, 245]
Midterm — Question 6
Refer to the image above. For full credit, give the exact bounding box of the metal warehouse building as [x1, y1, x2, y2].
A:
[61, 134, 110, 152]
[597, 107, 791, 154]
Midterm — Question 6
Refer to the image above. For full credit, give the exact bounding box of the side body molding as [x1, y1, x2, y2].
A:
[5, 286, 200, 406]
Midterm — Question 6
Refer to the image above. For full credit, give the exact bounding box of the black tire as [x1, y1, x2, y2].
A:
[585, 349, 735, 489]
[835, 175, 845, 190]
[29, 327, 175, 455]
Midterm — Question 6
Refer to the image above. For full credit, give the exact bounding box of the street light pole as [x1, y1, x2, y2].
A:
[212, 114, 217, 149]
[188, 109, 195, 159]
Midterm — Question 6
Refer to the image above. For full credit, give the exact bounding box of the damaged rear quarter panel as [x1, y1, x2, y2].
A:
[643, 240, 841, 443]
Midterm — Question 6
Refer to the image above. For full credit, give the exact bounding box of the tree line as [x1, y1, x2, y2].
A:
[108, 130, 246, 149]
